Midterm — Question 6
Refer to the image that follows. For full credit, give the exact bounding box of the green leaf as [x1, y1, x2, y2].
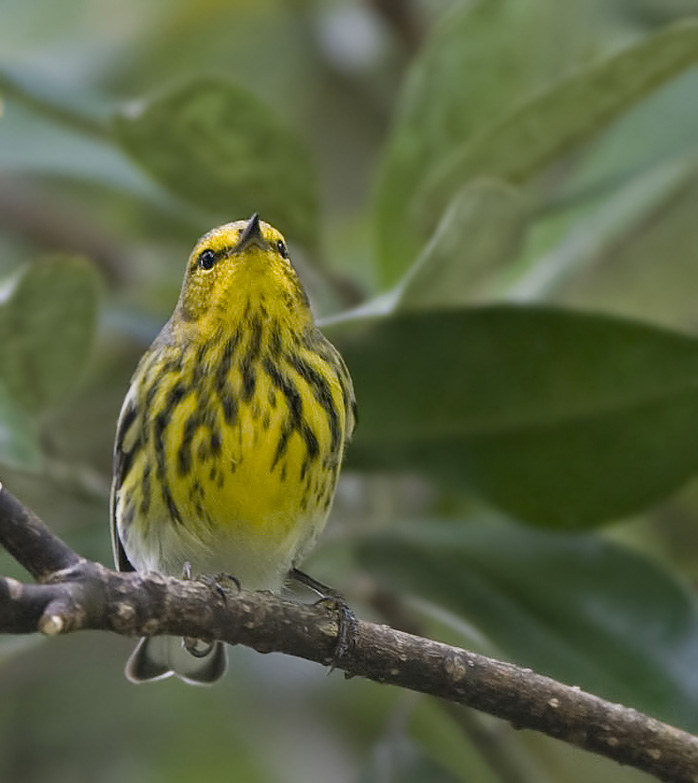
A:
[417, 20, 698, 233]
[374, 0, 596, 285]
[0, 383, 42, 470]
[113, 76, 319, 250]
[0, 256, 99, 413]
[331, 306, 698, 527]
[320, 181, 527, 326]
[546, 69, 698, 210]
[507, 155, 696, 303]
[358, 520, 698, 732]
[397, 180, 527, 311]
[551, 165, 698, 333]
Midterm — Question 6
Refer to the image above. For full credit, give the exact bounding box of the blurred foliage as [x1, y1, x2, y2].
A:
[0, 256, 99, 413]
[113, 76, 321, 250]
[1, 0, 698, 781]
[359, 520, 698, 730]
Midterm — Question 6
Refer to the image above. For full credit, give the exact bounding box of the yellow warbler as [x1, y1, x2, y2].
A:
[110, 214, 356, 683]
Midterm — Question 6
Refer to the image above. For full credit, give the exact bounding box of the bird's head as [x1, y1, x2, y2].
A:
[175, 214, 311, 340]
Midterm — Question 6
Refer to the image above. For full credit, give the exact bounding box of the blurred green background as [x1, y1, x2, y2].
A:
[3, 0, 698, 781]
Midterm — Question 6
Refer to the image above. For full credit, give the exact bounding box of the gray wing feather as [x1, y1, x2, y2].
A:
[110, 389, 138, 572]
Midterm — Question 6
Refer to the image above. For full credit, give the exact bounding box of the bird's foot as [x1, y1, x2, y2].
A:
[181, 563, 240, 602]
[290, 568, 358, 671]
[211, 573, 241, 592]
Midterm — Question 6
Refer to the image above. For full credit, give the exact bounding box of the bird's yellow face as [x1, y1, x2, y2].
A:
[175, 215, 311, 341]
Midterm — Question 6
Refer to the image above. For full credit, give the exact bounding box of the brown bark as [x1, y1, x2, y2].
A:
[0, 485, 696, 783]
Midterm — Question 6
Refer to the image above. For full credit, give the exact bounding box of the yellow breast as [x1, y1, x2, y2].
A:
[116, 315, 351, 580]
[161, 358, 341, 540]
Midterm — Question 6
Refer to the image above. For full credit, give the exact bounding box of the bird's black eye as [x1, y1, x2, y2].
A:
[198, 249, 216, 270]
[276, 240, 288, 259]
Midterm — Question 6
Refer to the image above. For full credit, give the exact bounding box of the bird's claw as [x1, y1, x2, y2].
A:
[195, 572, 241, 603]
[315, 594, 358, 671]
[289, 568, 358, 671]
[181, 563, 241, 602]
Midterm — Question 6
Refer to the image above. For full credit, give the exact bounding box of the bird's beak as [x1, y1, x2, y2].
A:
[235, 213, 265, 252]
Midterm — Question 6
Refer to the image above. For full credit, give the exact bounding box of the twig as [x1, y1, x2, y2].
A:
[0, 485, 696, 783]
[0, 488, 80, 581]
[0, 69, 109, 141]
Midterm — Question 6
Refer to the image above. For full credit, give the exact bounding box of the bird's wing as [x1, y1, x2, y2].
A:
[110, 388, 138, 573]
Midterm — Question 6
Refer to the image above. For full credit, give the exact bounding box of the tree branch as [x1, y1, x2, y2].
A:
[0, 485, 696, 783]
[0, 486, 80, 580]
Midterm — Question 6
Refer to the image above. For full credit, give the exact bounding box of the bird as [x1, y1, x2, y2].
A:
[110, 214, 356, 684]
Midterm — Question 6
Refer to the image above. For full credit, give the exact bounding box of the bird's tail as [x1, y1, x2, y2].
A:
[125, 636, 227, 685]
